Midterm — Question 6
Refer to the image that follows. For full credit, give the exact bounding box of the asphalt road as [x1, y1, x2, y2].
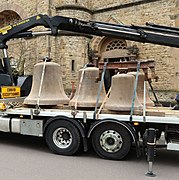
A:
[0, 132, 178, 180]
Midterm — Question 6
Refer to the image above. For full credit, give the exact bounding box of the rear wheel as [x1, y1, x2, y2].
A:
[45, 120, 81, 155]
[92, 123, 131, 160]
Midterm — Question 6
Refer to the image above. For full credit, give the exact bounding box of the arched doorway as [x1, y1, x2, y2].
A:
[91, 36, 139, 65]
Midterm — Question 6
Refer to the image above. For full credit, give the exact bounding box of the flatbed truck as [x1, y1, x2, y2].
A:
[0, 14, 179, 176]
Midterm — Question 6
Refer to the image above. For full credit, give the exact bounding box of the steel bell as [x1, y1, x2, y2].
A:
[128, 72, 154, 107]
[105, 73, 143, 111]
[24, 61, 69, 106]
[69, 67, 106, 108]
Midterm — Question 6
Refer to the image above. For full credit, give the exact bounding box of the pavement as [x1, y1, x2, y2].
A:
[0, 132, 178, 180]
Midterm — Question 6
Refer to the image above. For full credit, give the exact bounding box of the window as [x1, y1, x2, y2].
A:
[71, 60, 75, 72]
[105, 39, 127, 51]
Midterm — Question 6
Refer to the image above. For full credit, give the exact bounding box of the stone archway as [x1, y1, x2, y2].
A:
[0, 3, 26, 19]
[90, 16, 139, 92]
[91, 34, 139, 65]
[0, 10, 22, 27]
[0, 10, 27, 77]
[90, 16, 139, 67]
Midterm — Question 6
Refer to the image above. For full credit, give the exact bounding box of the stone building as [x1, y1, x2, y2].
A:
[0, 0, 179, 102]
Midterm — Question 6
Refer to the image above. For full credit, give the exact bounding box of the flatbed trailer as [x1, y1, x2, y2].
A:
[0, 106, 179, 159]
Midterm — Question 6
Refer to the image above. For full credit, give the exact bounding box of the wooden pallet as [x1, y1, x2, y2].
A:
[101, 107, 179, 117]
[144, 107, 179, 117]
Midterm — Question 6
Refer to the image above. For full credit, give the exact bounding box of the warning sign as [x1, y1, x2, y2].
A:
[1, 86, 21, 99]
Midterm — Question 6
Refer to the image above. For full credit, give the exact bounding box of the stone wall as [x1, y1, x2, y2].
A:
[0, 0, 51, 74]
[0, 0, 93, 93]
[92, 0, 135, 10]
[0, 0, 179, 102]
[55, 0, 92, 8]
[53, 7, 92, 91]
[92, 0, 178, 101]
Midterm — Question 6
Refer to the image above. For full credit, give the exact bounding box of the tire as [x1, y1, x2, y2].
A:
[45, 120, 81, 155]
[92, 123, 131, 160]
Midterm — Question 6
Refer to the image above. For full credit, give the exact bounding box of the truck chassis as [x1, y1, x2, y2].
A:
[0, 106, 178, 162]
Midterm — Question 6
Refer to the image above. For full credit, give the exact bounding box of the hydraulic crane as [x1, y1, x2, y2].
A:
[0, 14, 179, 88]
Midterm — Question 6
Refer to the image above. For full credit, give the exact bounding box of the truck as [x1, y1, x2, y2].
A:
[0, 14, 179, 176]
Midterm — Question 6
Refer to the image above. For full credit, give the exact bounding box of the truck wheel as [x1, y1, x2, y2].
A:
[45, 120, 81, 155]
[92, 123, 131, 160]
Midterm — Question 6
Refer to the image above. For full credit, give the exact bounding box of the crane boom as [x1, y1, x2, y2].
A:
[0, 14, 179, 48]
[0, 14, 179, 86]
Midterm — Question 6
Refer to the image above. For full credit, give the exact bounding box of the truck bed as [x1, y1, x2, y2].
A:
[1, 106, 179, 125]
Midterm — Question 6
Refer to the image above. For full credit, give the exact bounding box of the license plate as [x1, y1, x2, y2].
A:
[1, 86, 21, 98]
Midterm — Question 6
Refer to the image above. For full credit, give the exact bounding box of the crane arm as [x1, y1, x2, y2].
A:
[0, 14, 179, 48]
[0, 14, 179, 86]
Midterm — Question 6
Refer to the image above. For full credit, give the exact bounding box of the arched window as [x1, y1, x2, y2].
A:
[0, 10, 21, 27]
[105, 39, 127, 51]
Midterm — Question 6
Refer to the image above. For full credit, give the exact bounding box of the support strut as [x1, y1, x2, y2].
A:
[145, 128, 156, 177]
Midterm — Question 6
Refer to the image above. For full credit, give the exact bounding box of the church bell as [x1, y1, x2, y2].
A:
[24, 61, 69, 106]
[69, 67, 106, 108]
[128, 72, 154, 107]
[105, 73, 143, 111]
